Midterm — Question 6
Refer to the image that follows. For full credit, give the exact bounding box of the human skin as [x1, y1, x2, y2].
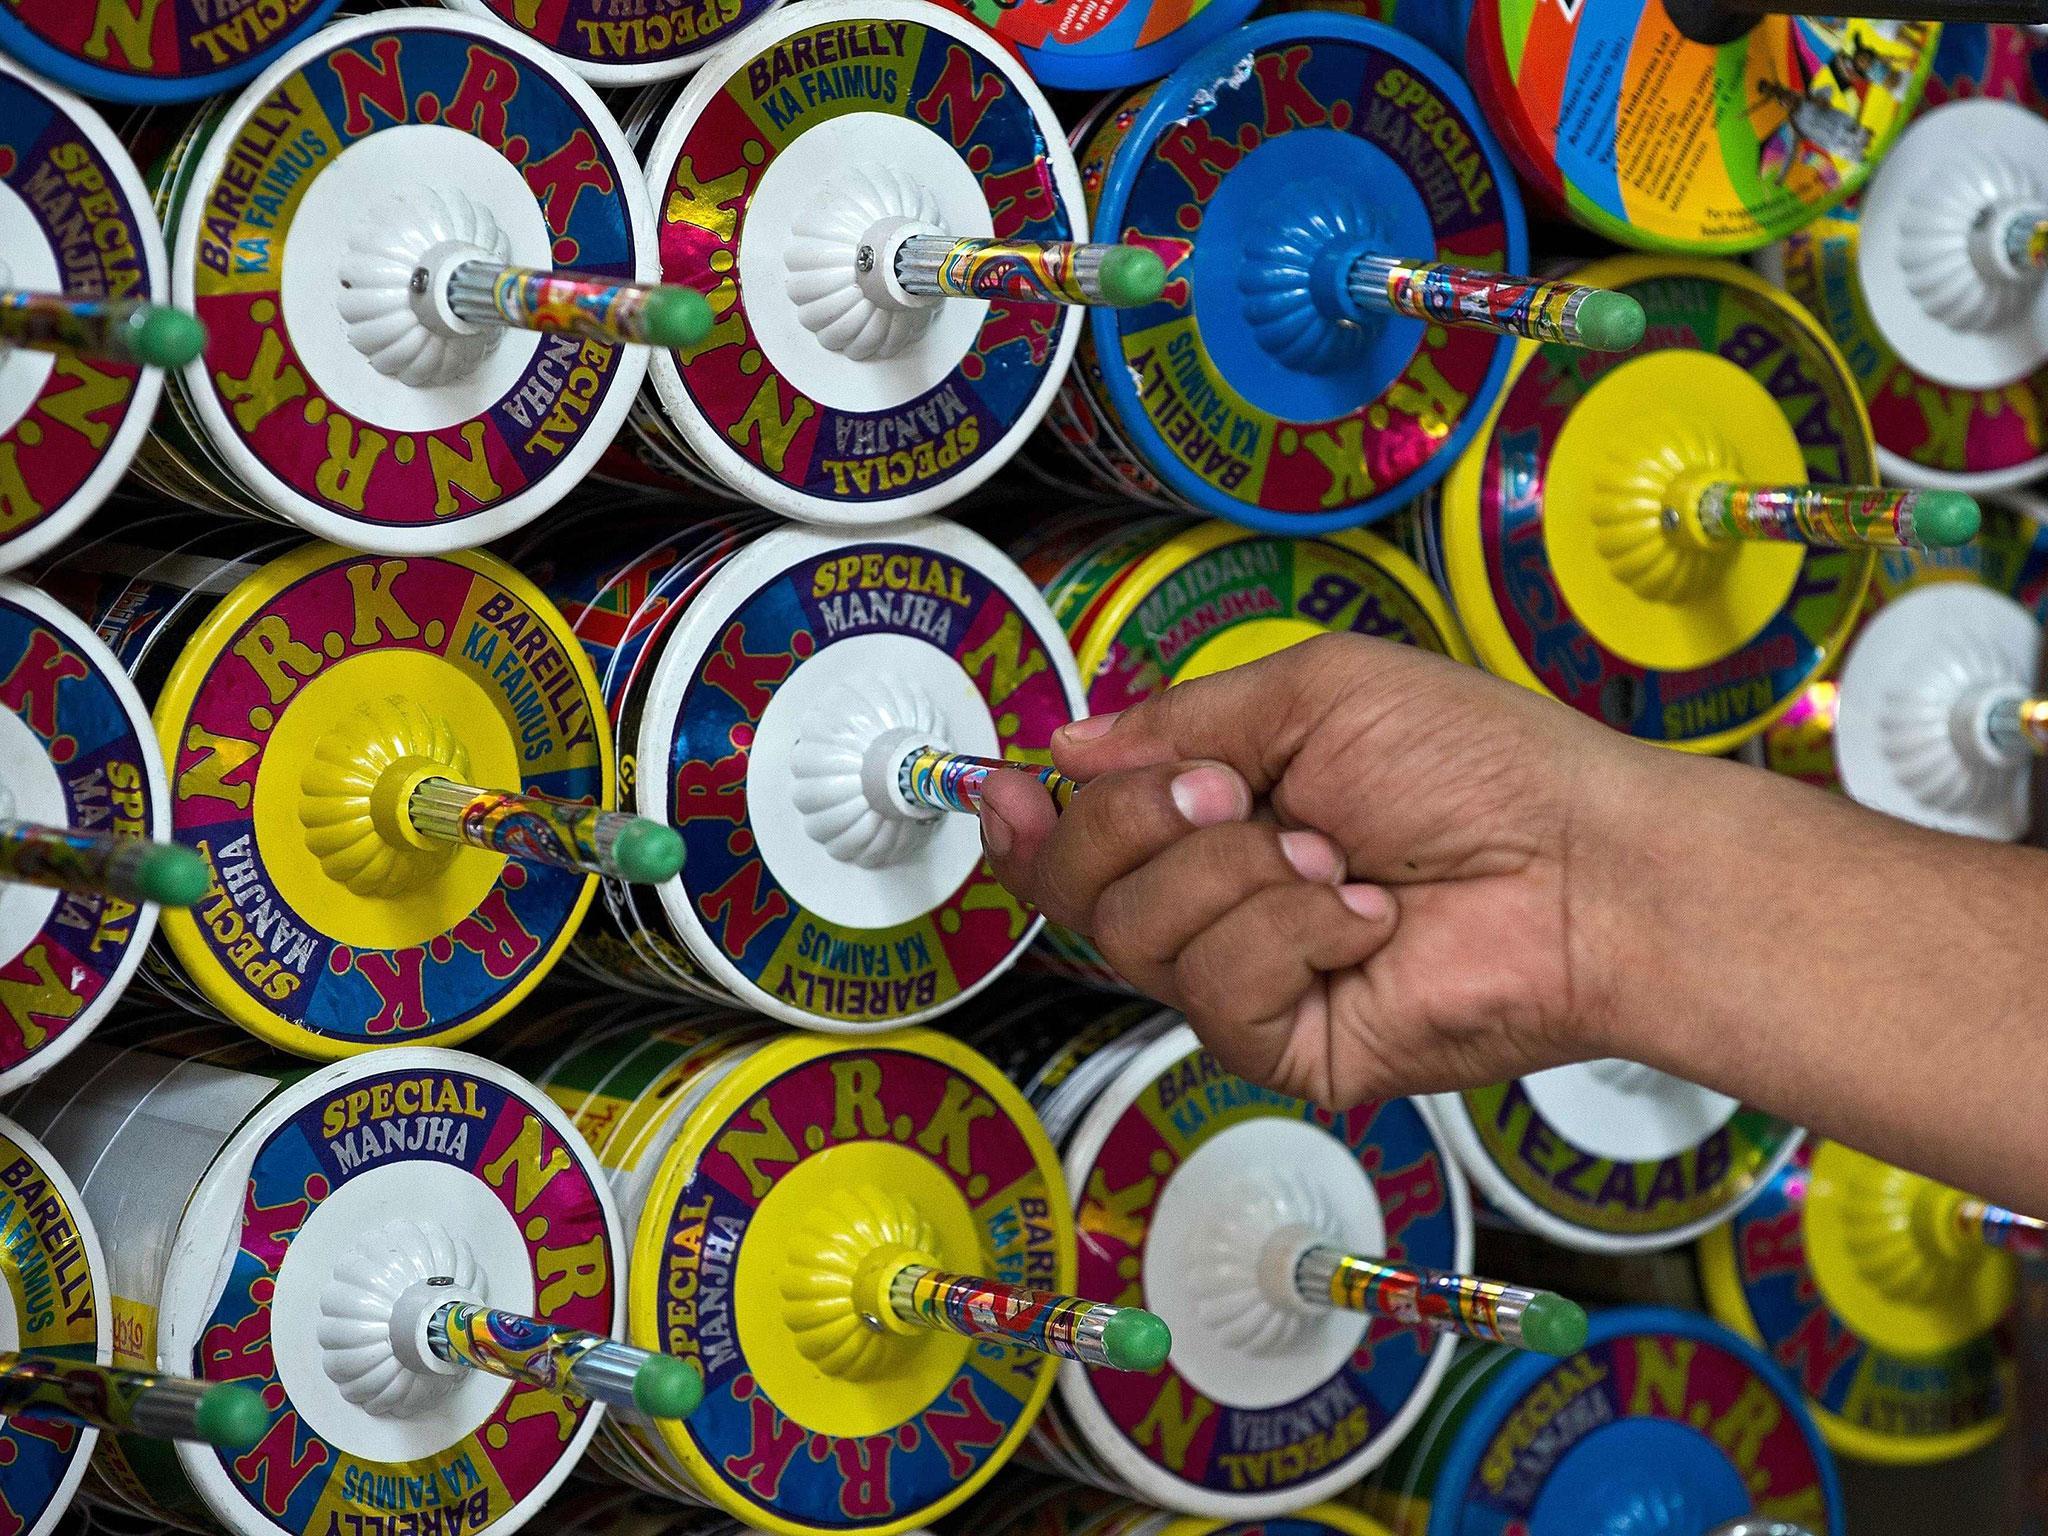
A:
[977, 634, 2048, 1214]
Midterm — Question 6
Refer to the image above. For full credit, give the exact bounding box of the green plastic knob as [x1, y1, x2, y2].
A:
[1912, 490, 1981, 551]
[1100, 1307, 1172, 1372]
[132, 304, 207, 369]
[194, 1383, 269, 1449]
[632, 1354, 703, 1420]
[611, 819, 684, 884]
[136, 843, 209, 907]
[1098, 246, 1167, 308]
[643, 286, 713, 350]
[1516, 1292, 1589, 1357]
[1574, 290, 1645, 352]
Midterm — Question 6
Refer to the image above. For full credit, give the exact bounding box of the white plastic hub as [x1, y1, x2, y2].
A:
[1145, 1128, 1382, 1407]
[285, 126, 550, 429]
[742, 120, 990, 410]
[270, 1164, 534, 1462]
[0, 185, 59, 438]
[0, 702, 64, 976]
[1860, 98, 2048, 390]
[1520, 1059, 1740, 1164]
[1835, 581, 2041, 839]
[754, 636, 995, 927]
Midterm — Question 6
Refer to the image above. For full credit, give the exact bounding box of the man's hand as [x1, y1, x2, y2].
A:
[978, 634, 1640, 1108]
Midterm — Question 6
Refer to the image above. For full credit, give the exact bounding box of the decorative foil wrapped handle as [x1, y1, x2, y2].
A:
[1686, 483, 1979, 552]
[886, 1265, 1170, 1370]
[0, 820, 207, 906]
[1294, 1248, 1587, 1355]
[0, 291, 205, 368]
[426, 1297, 703, 1420]
[888, 236, 1166, 308]
[405, 778, 683, 884]
[438, 259, 712, 350]
[0, 1356, 265, 1447]
[1348, 256, 1645, 351]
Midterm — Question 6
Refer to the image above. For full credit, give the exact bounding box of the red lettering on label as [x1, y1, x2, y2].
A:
[924, 1374, 1005, 1478]
[973, 301, 1059, 372]
[233, 1412, 329, 1517]
[1156, 118, 1242, 201]
[450, 877, 540, 980]
[525, 129, 614, 235]
[701, 621, 797, 718]
[826, 1434, 895, 1518]
[914, 45, 1002, 147]
[1253, 47, 1329, 135]
[444, 45, 526, 157]
[983, 161, 1056, 242]
[342, 947, 431, 1037]
[239, 1174, 320, 1274]
[200, 1303, 277, 1386]
[1740, 1205, 1807, 1284]
[1371, 1147, 1445, 1259]
[0, 630, 88, 759]
[674, 748, 749, 825]
[722, 1374, 806, 1499]
[1778, 1304, 1861, 1397]
[331, 36, 408, 137]
[697, 861, 790, 958]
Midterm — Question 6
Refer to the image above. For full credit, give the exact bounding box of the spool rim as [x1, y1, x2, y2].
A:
[0, 579, 170, 1094]
[149, 541, 605, 1057]
[626, 1026, 1071, 1536]
[166, 10, 657, 554]
[0, 0, 344, 103]
[437, 0, 790, 85]
[0, 61, 171, 576]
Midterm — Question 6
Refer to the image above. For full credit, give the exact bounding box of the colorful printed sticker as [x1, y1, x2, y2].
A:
[1924, 21, 2048, 110]
[189, 1066, 612, 1534]
[1448, 1329, 1838, 1532]
[0, 1128, 100, 1536]
[0, 70, 155, 566]
[1474, 5, 1935, 252]
[1075, 1046, 1457, 1499]
[652, 15, 1074, 510]
[183, 23, 639, 533]
[1465, 270, 1869, 747]
[0, 0, 340, 101]
[158, 549, 600, 1050]
[654, 1044, 1062, 1529]
[0, 590, 160, 1085]
[1090, 27, 1514, 527]
[666, 541, 1067, 1024]
[1459, 1080, 1798, 1241]
[1714, 1144, 2008, 1452]
[456, 0, 778, 78]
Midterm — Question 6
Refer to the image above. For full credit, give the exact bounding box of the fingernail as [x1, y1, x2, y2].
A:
[1170, 763, 1247, 827]
[981, 803, 1013, 858]
[1338, 883, 1393, 922]
[1279, 830, 1342, 884]
[1058, 713, 1120, 744]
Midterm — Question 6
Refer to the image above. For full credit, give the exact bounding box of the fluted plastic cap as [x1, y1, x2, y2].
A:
[195, 1383, 269, 1448]
[1101, 1307, 1172, 1371]
[633, 1354, 703, 1420]
[612, 819, 685, 884]
[137, 842, 210, 906]
[1913, 491, 1981, 550]
[1099, 246, 1167, 308]
[1575, 290, 1645, 352]
[644, 287, 714, 350]
[133, 304, 207, 368]
[1517, 1292, 1589, 1356]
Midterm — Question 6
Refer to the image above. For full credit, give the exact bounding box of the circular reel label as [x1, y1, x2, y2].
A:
[0, 588, 161, 1085]
[1460, 1081, 1798, 1242]
[183, 23, 639, 536]
[650, 1042, 1062, 1530]
[1075, 1047, 1458, 1500]
[653, 14, 1073, 511]
[1093, 28, 1513, 527]
[189, 1064, 612, 1535]
[158, 549, 599, 1051]
[0, 0, 340, 99]
[1461, 268, 1869, 748]
[462, 0, 775, 76]
[665, 540, 1067, 1024]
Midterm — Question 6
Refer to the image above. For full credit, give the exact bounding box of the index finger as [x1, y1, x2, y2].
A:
[1052, 633, 1403, 788]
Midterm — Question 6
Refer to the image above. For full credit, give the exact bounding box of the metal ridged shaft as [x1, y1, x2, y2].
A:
[405, 778, 682, 884]
[1985, 697, 2048, 759]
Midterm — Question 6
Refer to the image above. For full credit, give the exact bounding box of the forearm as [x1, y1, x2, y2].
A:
[1574, 743, 2048, 1211]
